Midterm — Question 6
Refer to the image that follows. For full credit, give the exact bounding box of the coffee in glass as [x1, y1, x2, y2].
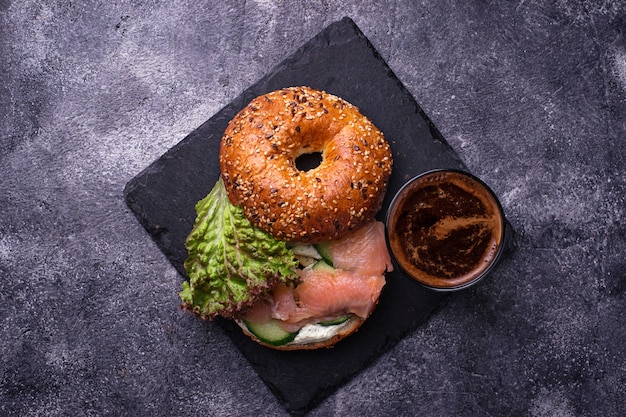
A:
[386, 169, 505, 291]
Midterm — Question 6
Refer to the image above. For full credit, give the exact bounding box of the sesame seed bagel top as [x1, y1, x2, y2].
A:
[219, 86, 393, 243]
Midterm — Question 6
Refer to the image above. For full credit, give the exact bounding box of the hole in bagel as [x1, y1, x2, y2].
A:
[295, 152, 323, 172]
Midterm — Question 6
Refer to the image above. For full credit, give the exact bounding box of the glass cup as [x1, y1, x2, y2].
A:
[385, 169, 507, 291]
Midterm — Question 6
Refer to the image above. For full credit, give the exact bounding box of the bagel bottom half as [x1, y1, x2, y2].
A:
[236, 315, 366, 351]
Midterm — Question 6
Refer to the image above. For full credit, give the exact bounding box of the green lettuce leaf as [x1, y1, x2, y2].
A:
[180, 178, 298, 319]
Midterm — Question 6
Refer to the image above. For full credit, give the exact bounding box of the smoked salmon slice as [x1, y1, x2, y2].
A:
[270, 269, 385, 323]
[324, 220, 393, 275]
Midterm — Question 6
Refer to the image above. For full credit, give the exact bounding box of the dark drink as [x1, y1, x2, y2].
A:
[386, 170, 505, 290]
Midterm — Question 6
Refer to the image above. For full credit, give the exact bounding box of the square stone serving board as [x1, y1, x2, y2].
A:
[124, 17, 477, 416]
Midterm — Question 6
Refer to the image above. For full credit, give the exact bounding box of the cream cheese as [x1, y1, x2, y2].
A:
[291, 320, 352, 344]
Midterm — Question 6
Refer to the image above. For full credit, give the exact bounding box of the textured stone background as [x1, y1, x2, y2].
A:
[1, 1, 625, 416]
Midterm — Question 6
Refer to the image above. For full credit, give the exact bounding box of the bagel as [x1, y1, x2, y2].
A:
[220, 86, 393, 243]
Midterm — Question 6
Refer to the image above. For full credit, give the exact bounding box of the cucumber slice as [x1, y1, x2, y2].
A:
[243, 319, 299, 346]
[314, 242, 333, 267]
[312, 259, 335, 272]
[318, 315, 350, 326]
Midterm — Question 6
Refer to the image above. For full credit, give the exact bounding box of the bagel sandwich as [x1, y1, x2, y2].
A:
[180, 87, 393, 350]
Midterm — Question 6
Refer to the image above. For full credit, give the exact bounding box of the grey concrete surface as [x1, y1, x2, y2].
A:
[1, 1, 625, 416]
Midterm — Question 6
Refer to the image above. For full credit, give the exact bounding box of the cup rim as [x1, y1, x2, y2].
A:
[384, 168, 506, 292]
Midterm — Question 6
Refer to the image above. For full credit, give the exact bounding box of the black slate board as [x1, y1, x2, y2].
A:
[124, 17, 478, 416]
